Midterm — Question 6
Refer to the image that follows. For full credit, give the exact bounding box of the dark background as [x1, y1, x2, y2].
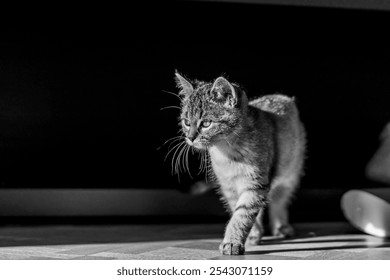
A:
[1, 1, 390, 221]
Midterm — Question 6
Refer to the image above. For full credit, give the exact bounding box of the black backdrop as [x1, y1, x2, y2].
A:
[0, 1, 389, 192]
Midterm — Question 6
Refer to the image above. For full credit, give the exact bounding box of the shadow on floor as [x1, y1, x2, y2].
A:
[0, 223, 226, 247]
[246, 243, 390, 255]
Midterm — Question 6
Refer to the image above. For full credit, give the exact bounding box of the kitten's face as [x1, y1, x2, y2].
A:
[176, 74, 240, 150]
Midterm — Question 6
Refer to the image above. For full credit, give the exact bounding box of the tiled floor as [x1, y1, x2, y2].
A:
[0, 222, 389, 259]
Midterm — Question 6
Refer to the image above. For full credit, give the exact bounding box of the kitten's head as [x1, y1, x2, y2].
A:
[175, 72, 245, 150]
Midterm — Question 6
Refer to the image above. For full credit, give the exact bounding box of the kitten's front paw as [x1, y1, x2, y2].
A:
[219, 242, 245, 255]
[273, 224, 295, 238]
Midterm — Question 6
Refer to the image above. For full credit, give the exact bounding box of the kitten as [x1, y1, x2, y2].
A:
[173, 72, 306, 255]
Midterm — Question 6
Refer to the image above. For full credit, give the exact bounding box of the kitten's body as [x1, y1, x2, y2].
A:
[211, 95, 305, 250]
[173, 73, 306, 255]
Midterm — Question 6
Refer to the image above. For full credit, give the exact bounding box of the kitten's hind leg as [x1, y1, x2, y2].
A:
[246, 208, 265, 246]
[268, 182, 296, 238]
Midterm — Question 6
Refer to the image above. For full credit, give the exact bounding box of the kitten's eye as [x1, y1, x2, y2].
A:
[201, 120, 212, 128]
[183, 119, 190, 127]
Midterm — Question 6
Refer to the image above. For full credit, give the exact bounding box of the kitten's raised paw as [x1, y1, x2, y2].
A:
[273, 224, 295, 238]
[246, 227, 264, 246]
[246, 234, 262, 246]
[219, 242, 245, 255]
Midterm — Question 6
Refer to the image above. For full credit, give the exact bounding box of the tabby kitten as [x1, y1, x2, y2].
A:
[173, 72, 306, 255]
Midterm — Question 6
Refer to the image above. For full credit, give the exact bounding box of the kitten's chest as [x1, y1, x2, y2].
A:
[208, 146, 256, 188]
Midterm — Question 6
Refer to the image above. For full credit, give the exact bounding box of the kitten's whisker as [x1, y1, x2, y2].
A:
[165, 140, 183, 158]
[203, 151, 207, 174]
[165, 141, 184, 162]
[181, 144, 190, 177]
[179, 144, 189, 177]
[225, 137, 233, 148]
[197, 150, 205, 175]
[206, 151, 212, 184]
[172, 141, 186, 176]
[182, 144, 190, 176]
[157, 135, 184, 150]
[162, 90, 183, 101]
[166, 138, 184, 151]
[185, 144, 192, 178]
[198, 150, 202, 172]
[232, 131, 240, 145]
[160, 106, 181, 111]
[204, 151, 208, 174]
[165, 135, 186, 151]
[204, 151, 209, 183]
[176, 144, 184, 175]
[202, 151, 206, 174]
[174, 149, 182, 182]
[170, 142, 182, 174]
[175, 142, 187, 175]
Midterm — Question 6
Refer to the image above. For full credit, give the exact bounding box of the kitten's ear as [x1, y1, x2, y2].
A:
[175, 71, 193, 97]
[210, 77, 237, 107]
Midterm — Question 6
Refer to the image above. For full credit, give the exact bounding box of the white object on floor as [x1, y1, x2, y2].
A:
[341, 189, 390, 238]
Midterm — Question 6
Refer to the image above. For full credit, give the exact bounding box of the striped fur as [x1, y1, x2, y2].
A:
[174, 73, 306, 255]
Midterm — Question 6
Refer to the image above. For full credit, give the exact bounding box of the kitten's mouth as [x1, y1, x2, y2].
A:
[185, 138, 207, 150]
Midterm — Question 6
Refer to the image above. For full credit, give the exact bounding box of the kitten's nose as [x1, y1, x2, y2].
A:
[187, 127, 198, 142]
[187, 135, 196, 142]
